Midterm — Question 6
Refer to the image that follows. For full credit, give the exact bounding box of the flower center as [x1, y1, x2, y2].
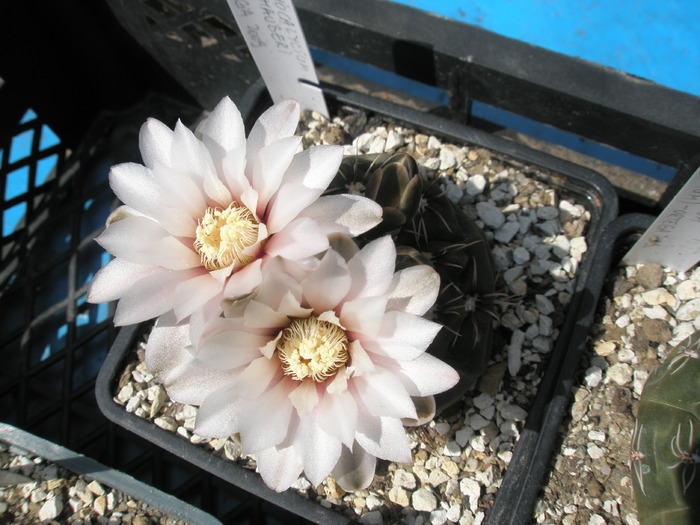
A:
[194, 203, 259, 271]
[276, 317, 349, 382]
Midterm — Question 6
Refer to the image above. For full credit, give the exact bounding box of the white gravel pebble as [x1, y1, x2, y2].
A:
[476, 202, 505, 229]
[606, 363, 633, 386]
[360, 510, 384, 524]
[459, 478, 481, 513]
[675, 279, 700, 300]
[584, 366, 603, 387]
[500, 404, 528, 422]
[412, 488, 438, 512]
[393, 468, 417, 490]
[587, 445, 605, 459]
[466, 174, 487, 196]
[589, 514, 606, 525]
[455, 427, 474, 448]
[472, 393, 493, 410]
[430, 509, 448, 525]
[641, 288, 677, 306]
[643, 305, 668, 319]
[537, 206, 559, 220]
[468, 414, 490, 431]
[675, 297, 700, 320]
[494, 222, 520, 243]
[38, 496, 62, 521]
[535, 294, 555, 315]
[507, 329, 525, 376]
[513, 246, 531, 264]
[588, 430, 606, 442]
[443, 441, 462, 457]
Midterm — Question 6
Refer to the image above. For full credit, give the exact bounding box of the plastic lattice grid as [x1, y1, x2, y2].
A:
[105, 0, 260, 108]
[0, 85, 313, 524]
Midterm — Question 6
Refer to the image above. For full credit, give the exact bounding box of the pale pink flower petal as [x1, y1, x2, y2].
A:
[188, 141, 233, 206]
[373, 352, 460, 396]
[249, 135, 301, 214]
[95, 216, 200, 270]
[238, 379, 295, 454]
[295, 414, 342, 486]
[108, 167, 193, 237]
[220, 148, 250, 205]
[144, 313, 190, 376]
[145, 317, 233, 405]
[297, 194, 383, 237]
[346, 341, 375, 376]
[386, 265, 441, 315]
[256, 443, 304, 493]
[332, 445, 376, 492]
[150, 162, 205, 218]
[195, 329, 266, 370]
[171, 273, 225, 321]
[300, 250, 351, 313]
[339, 295, 388, 336]
[232, 356, 282, 399]
[265, 145, 344, 233]
[223, 258, 263, 297]
[345, 236, 396, 300]
[87, 258, 163, 304]
[282, 144, 345, 189]
[171, 120, 218, 188]
[353, 367, 417, 420]
[108, 162, 162, 217]
[112, 268, 201, 326]
[243, 300, 292, 329]
[288, 380, 319, 417]
[139, 117, 173, 169]
[354, 412, 412, 463]
[366, 311, 443, 360]
[264, 217, 329, 260]
[246, 99, 300, 161]
[316, 389, 358, 449]
[194, 383, 245, 438]
[196, 96, 246, 161]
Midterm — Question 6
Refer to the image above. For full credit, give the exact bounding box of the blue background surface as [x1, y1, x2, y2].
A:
[393, 0, 700, 97]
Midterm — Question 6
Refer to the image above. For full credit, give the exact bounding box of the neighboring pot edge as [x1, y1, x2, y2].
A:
[0, 422, 223, 525]
[487, 213, 655, 524]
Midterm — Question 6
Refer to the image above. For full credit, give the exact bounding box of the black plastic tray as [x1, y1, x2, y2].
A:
[0, 422, 222, 524]
[97, 82, 619, 524]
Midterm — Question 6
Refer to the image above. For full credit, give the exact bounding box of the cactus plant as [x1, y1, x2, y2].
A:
[327, 152, 499, 407]
[632, 328, 700, 525]
[327, 152, 424, 240]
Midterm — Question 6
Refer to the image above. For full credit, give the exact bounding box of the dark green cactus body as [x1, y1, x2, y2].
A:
[329, 152, 423, 239]
[328, 152, 497, 408]
[633, 329, 700, 525]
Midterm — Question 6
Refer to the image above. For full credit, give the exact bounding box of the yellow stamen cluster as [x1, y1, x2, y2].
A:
[194, 203, 259, 270]
[277, 317, 349, 382]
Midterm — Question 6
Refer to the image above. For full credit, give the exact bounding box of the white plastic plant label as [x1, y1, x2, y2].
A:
[624, 166, 700, 272]
[227, 0, 328, 117]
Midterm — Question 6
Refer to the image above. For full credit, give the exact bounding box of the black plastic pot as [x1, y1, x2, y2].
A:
[0, 422, 222, 524]
[96, 82, 619, 525]
[489, 213, 655, 524]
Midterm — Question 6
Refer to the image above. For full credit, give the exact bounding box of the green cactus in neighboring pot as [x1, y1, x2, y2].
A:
[328, 152, 499, 407]
[632, 328, 700, 525]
